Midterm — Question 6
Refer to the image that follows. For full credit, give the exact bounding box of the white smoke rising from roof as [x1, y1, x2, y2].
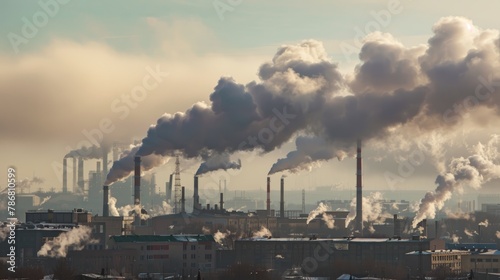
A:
[108, 196, 149, 220]
[196, 152, 241, 175]
[412, 135, 500, 228]
[322, 214, 335, 229]
[464, 228, 476, 238]
[306, 202, 330, 224]
[496, 231, 500, 239]
[202, 226, 211, 234]
[451, 234, 461, 244]
[478, 219, 489, 227]
[37, 226, 98, 258]
[39, 196, 51, 206]
[444, 209, 475, 221]
[214, 230, 231, 244]
[346, 192, 392, 228]
[148, 201, 173, 217]
[252, 226, 272, 238]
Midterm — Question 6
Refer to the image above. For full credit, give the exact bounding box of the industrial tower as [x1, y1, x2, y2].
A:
[174, 155, 181, 214]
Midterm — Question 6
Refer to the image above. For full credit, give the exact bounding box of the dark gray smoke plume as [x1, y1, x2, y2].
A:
[196, 152, 241, 175]
[107, 17, 500, 184]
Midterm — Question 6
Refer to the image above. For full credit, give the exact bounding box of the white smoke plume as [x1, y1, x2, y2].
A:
[214, 230, 231, 244]
[37, 226, 98, 258]
[444, 209, 475, 221]
[148, 201, 173, 217]
[322, 214, 335, 229]
[478, 219, 489, 227]
[39, 196, 52, 206]
[0, 224, 10, 242]
[496, 231, 500, 239]
[412, 136, 500, 228]
[346, 192, 392, 228]
[306, 202, 330, 224]
[202, 226, 211, 234]
[451, 234, 461, 244]
[108, 196, 149, 220]
[196, 152, 242, 175]
[252, 226, 272, 238]
[65, 145, 102, 159]
[464, 228, 476, 238]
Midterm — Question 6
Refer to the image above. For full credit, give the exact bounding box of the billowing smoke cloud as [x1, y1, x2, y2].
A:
[65, 145, 101, 159]
[252, 226, 272, 238]
[107, 17, 500, 182]
[412, 136, 500, 228]
[214, 230, 231, 244]
[444, 209, 475, 221]
[37, 226, 98, 258]
[148, 201, 173, 217]
[196, 152, 241, 175]
[269, 136, 351, 175]
[346, 192, 392, 228]
[478, 219, 489, 227]
[108, 196, 149, 220]
[306, 202, 334, 228]
[202, 226, 211, 234]
[105, 145, 168, 185]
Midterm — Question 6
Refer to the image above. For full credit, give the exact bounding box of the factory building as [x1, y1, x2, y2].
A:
[405, 249, 470, 277]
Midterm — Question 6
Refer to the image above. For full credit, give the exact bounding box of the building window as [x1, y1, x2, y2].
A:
[493, 259, 499, 262]
[485, 259, 492, 262]
[183, 243, 187, 250]
[191, 254, 196, 259]
[191, 245, 196, 250]
[205, 254, 212, 260]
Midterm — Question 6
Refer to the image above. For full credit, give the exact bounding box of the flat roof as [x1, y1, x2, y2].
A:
[111, 234, 215, 243]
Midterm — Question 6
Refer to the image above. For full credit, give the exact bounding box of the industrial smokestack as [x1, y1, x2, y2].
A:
[96, 161, 101, 186]
[356, 139, 363, 235]
[167, 173, 173, 202]
[220, 193, 224, 212]
[103, 185, 109, 217]
[393, 214, 400, 236]
[77, 157, 84, 193]
[280, 176, 285, 218]
[193, 176, 200, 212]
[422, 219, 427, 237]
[181, 186, 185, 213]
[63, 158, 67, 193]
[72, 157, 77, 191]
[102, 147, 108, 185]
[266, 177, 271, 216]
[435, 220, 439, 239]
[134, 156, 141, 205]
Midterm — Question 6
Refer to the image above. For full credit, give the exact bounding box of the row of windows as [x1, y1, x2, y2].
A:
[432, 255, 459, 261]
[470, 258, 499, 262]
[146, 245, 169, 250]
[147, 254, 169, 260]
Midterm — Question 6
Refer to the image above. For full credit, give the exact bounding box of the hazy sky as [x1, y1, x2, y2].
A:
[1, 0, 500, 199]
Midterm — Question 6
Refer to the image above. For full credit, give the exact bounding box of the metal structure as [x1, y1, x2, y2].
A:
[174, 155, 181, 214]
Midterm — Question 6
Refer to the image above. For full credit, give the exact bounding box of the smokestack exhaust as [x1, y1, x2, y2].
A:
[103, 185, 109, 217]
[220, 193, 224, 212]
[193, 176, 200, 212]
[280, 176, 285, 218]
[63, 158, 68, 193]
[356, 139, 363, 235]
[181, 186, 186, 213]
[102, 146, 108, 185]
[266, 177, 271, 216]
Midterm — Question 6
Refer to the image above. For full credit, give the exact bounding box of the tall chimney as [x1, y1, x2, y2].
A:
[63, 158, 68, 193]
[134, 156, 141, 205]
[181, 186, 186, 213]
[280, 176, 285, 218]
[102, 147, 108, 185]
[72, 157, 77, 191]
[422, 219, 427, 237]
[77, 157, 84, 193]
[393, 214, 400, 236]
[266, 177, 271, 216]
[103, 185, 109, 217]
[96, 161, 101, 187]
[166, 173, 173, 202]
[220, 193, 224, 212]
[435, 220, 439, 239]
[356, 139, 363, 235]
[193, 176, 200, 212]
